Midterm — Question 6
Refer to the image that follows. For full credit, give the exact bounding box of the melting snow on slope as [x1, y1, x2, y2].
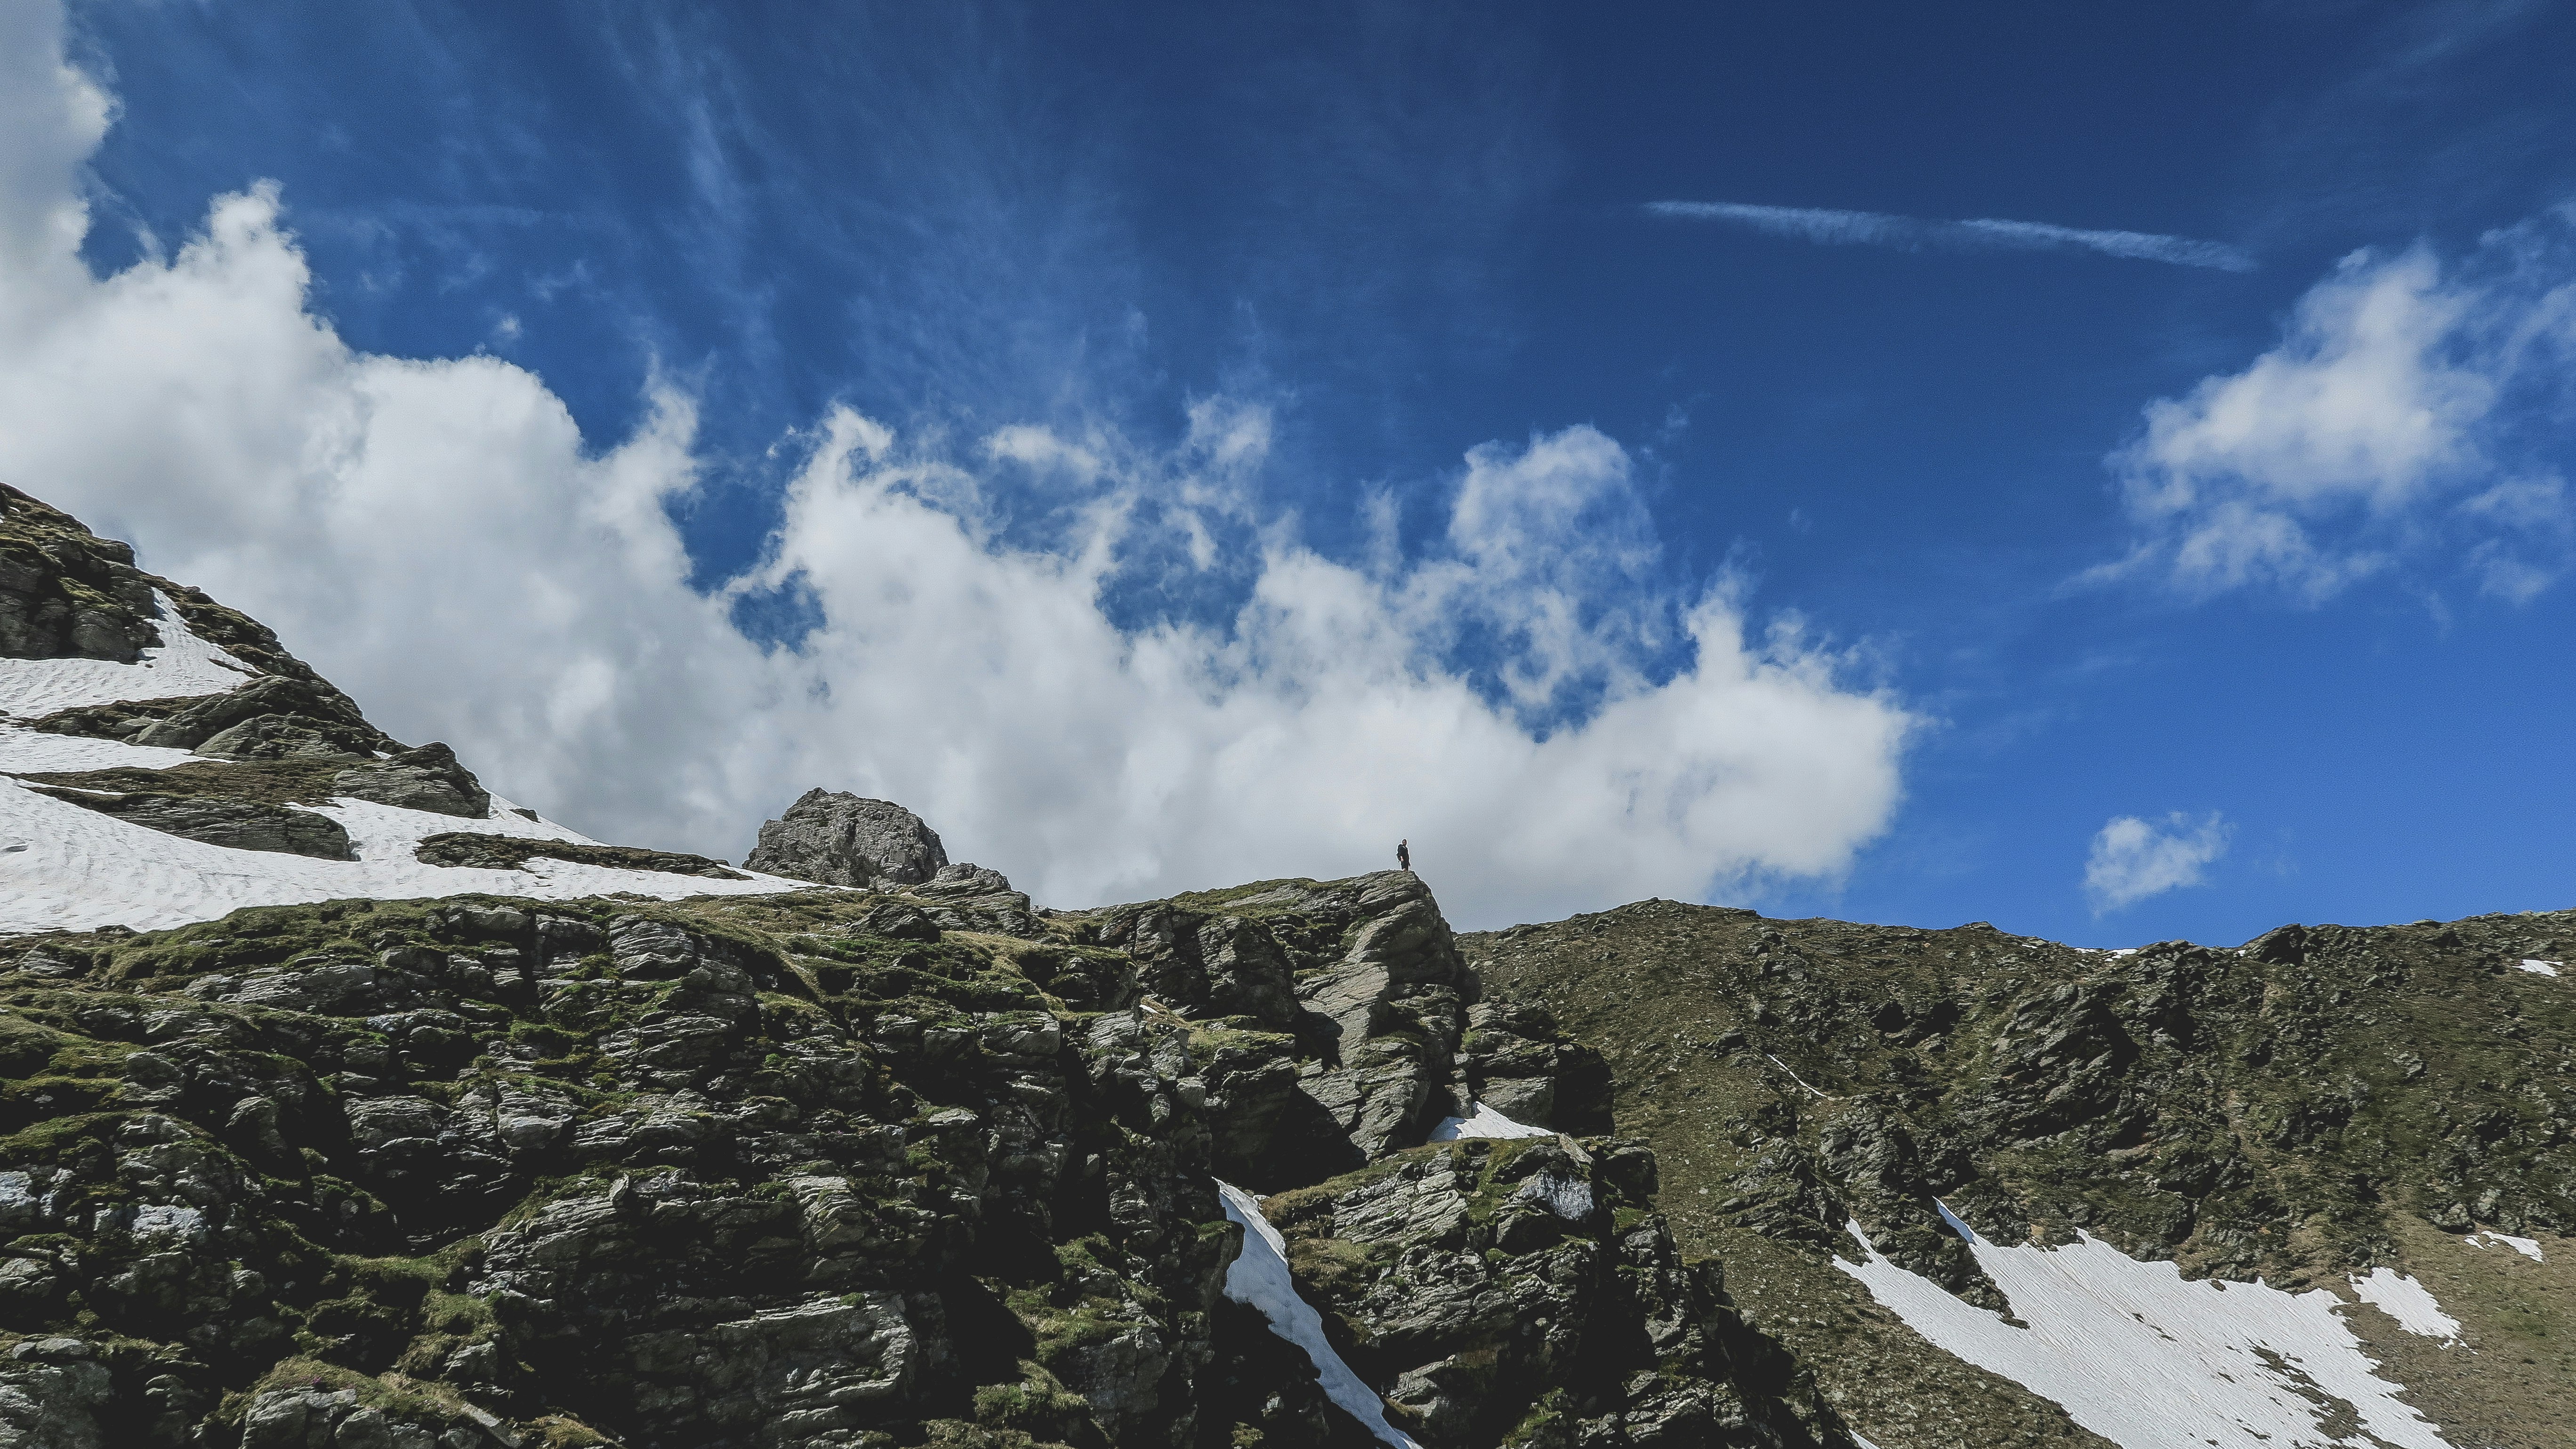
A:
[2517, 959, 2561, 976]
[1217, 1182, 1421, 1449]
[0, 636, 824, 931]
[0, 596, 257, 719]
[2467, 1229, 2545, 1261]
[1835, 1204, 2453, 1449]
[0, 779, 810, 934]
[1426, 1100, 1554, 1141]
[2347, 1267, 2462, 1343]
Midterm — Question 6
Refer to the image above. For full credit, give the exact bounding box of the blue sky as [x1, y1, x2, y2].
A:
[11, 0, 2576, 939]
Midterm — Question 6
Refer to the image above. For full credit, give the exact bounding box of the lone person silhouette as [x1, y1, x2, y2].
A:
[1396, 838, 1411, 872]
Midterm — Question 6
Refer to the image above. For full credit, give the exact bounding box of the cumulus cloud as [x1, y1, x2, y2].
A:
[1645, 200, 2254, 272]
[0, 2, 1913, 927]
[2084, 812, 2231, 914]
[2097, 210, 2576, 603]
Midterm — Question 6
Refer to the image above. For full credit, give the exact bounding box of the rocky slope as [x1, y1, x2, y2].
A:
[14, 480, 2559, 1449]
[1469, 902, 2576, 1449]
[0, 487, 1848, 1449]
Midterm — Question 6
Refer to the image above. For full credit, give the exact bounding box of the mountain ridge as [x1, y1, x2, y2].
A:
[1469, 899, 2575, 1449]
[0, 483, 2562, 1449]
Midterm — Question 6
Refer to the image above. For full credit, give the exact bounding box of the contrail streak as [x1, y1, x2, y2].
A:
[1645, 200, 2255, 272]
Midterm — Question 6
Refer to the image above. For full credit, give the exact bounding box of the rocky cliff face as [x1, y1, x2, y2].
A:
[0, 877, 1843, 1449]
[0, 485, 1847, 1449]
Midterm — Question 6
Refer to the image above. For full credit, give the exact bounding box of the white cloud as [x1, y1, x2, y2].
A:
[0, 2, 1914, 928]
[2098, 211, 2576, 603]
[1645, 200, 2254, 272]
[2084, 812, 2231, 914]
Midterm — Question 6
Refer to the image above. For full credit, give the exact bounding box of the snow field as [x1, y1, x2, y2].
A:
[1425, 1100, 1554, 1141]
[2517, 958, 2561, 976]
[1216, 1182, 1423, 1449]
[0, 777, 813, 934]
[0, 596, 258, 719]
[1835, 1203, 2455, 1449]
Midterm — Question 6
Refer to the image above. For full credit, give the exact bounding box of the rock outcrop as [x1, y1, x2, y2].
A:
[0, 869, 1833, 1449]
[747, 789, 950, 887]
[0, 485, 161, 661]
[1266, 1136, 1839, 1448]
[334, 743, 492, 817]
[0, 484, 1849, 1448]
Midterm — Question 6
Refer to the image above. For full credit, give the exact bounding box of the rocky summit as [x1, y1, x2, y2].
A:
[0, 483, 2562, 1449]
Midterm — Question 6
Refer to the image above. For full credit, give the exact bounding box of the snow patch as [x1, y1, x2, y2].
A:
[1835, 1207, 2453, 1449]
[1426, 1100, 1553, 1141]
[0, 778, 813, 934]
[1217, 1181, 1421, 1449]
[2466, 1229, 2545, 1262]
[0, 596, 257, 719]
[2347, 1267, 2463, 1343]
[2517, 958, 2561, 976]
[0, 726, 200, 773]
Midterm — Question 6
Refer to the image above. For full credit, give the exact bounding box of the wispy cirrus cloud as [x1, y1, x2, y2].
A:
[1645, 200, 2255, 273]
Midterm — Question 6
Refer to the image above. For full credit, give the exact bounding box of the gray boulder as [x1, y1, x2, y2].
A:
[744, 789, 947, 887]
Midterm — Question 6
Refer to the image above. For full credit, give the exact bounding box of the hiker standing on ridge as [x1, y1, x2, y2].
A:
[1397, 839, 1411, 872]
